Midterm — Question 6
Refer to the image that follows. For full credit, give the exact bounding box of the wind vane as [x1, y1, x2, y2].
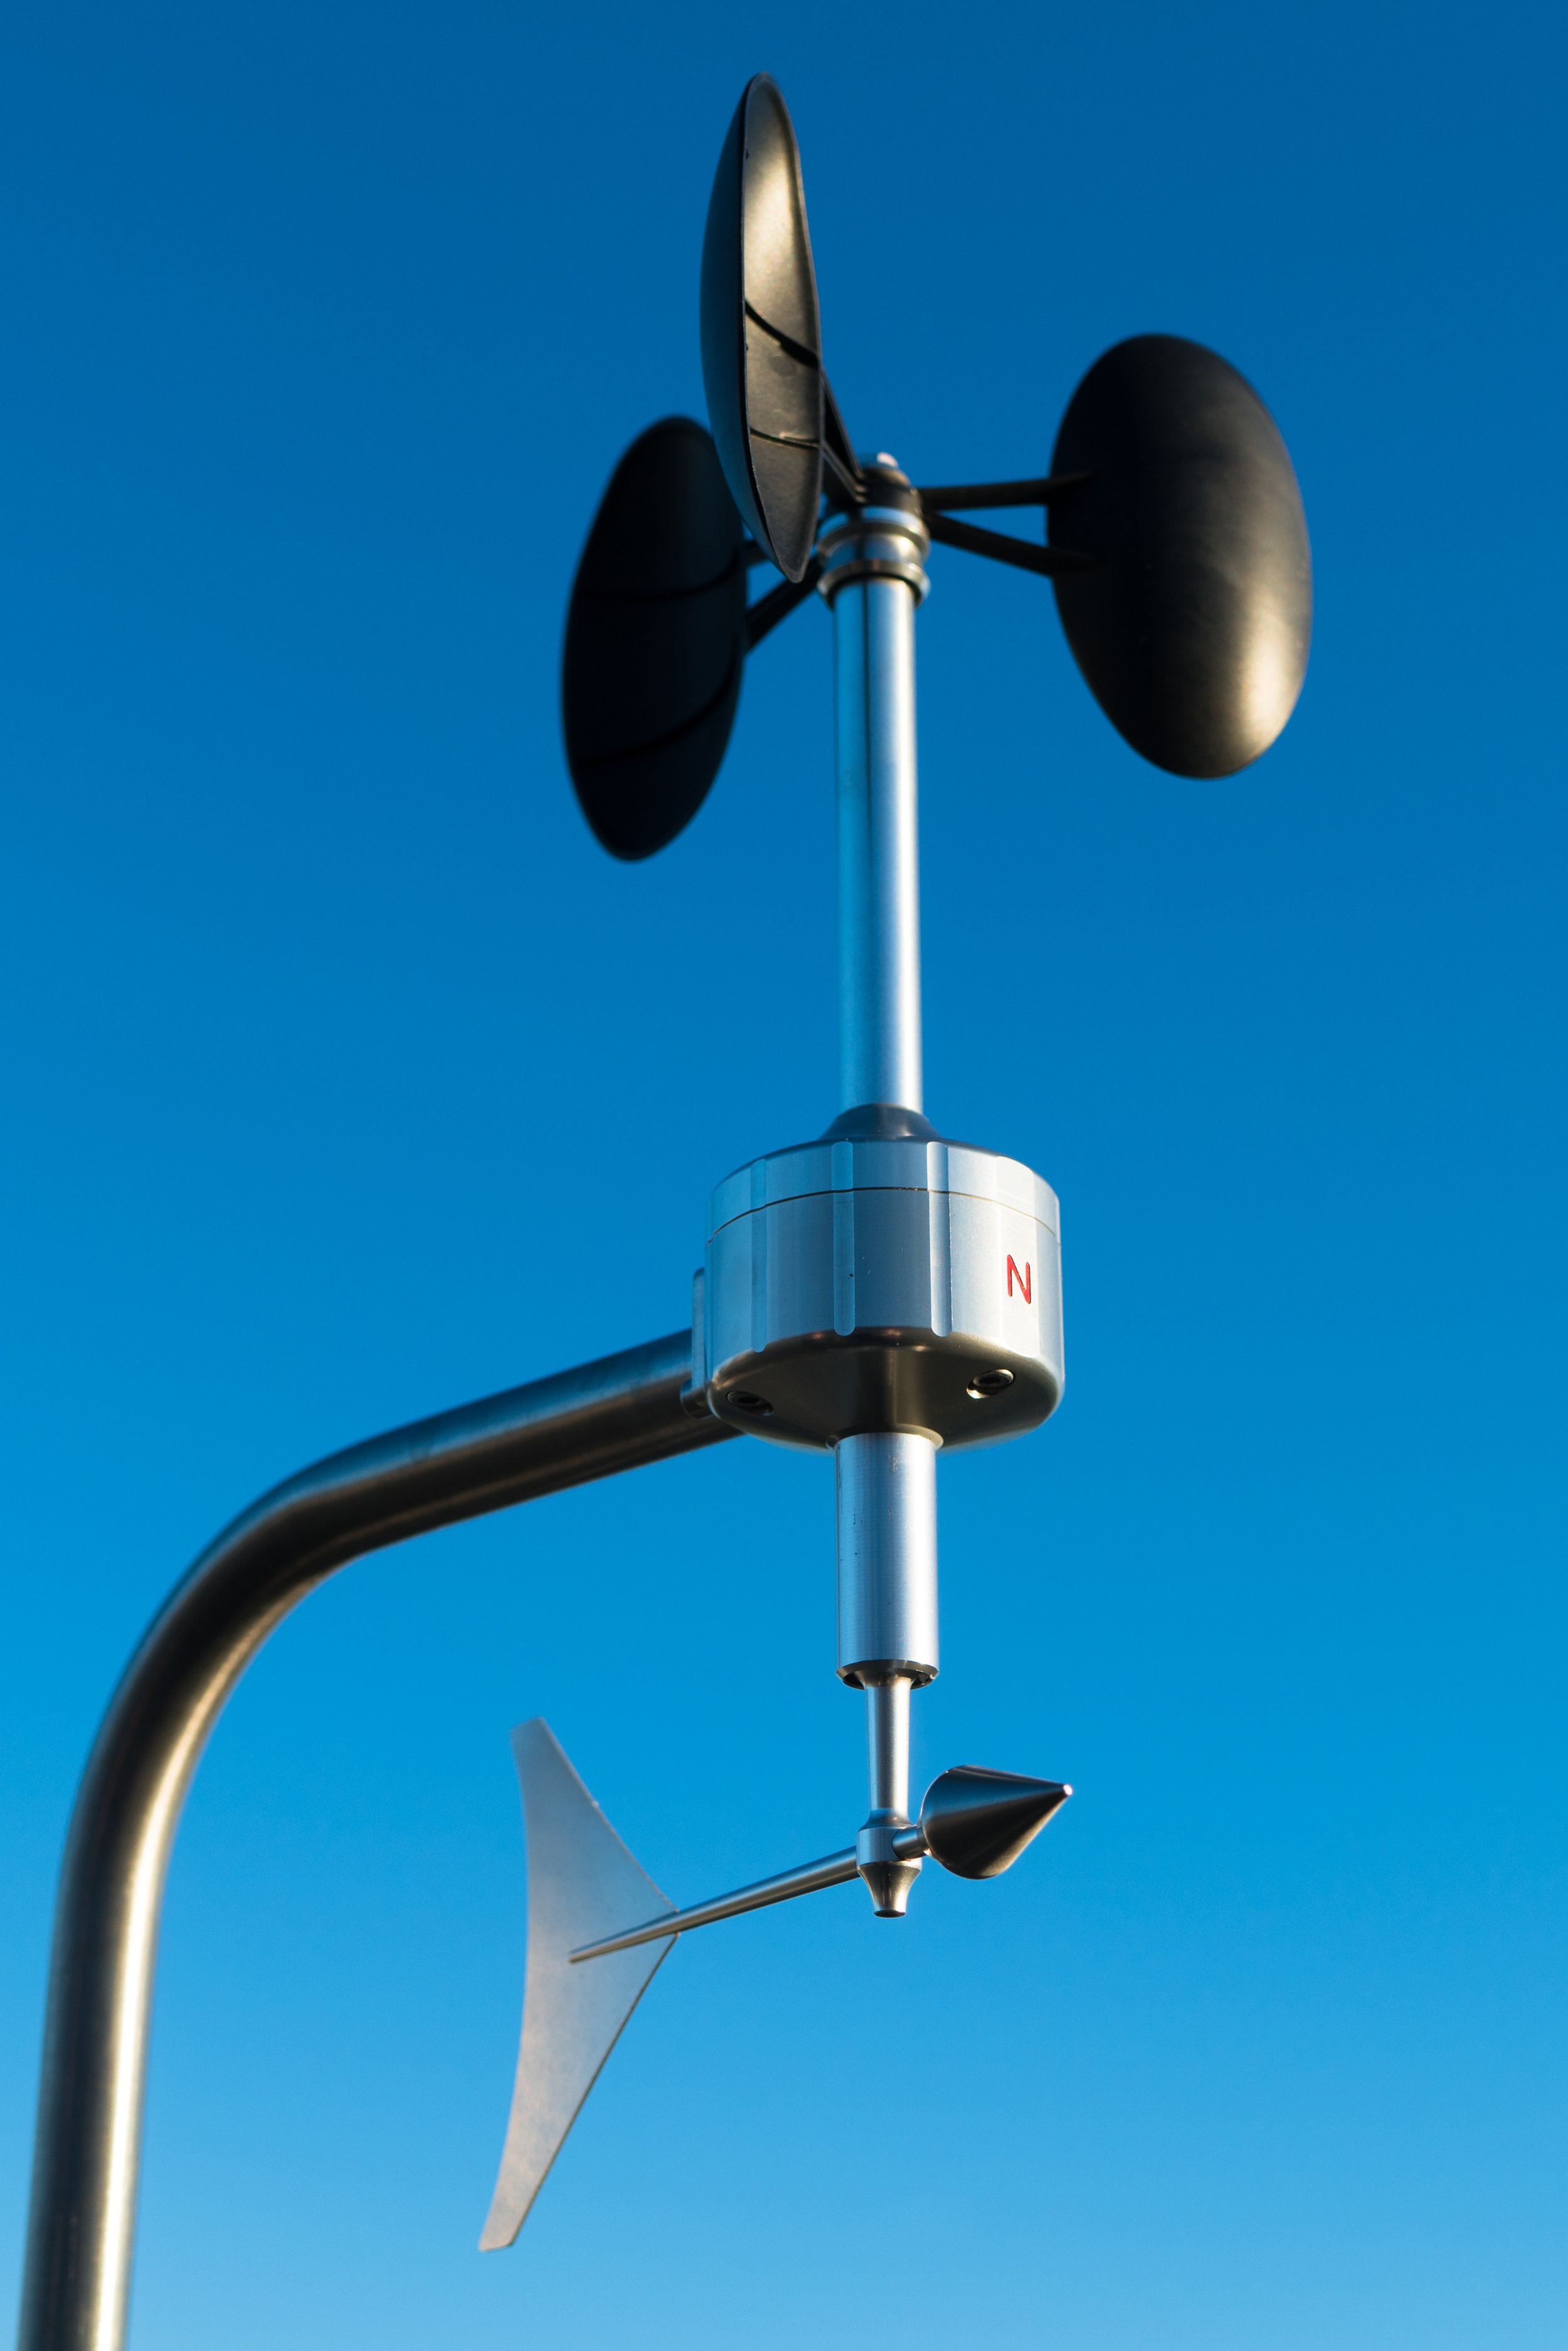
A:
[482, 73, 1311, 2247]
[17, 73, 1309, 2351]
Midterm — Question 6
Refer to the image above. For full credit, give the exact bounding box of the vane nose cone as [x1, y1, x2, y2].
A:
[919, 1766, 1071, 1881]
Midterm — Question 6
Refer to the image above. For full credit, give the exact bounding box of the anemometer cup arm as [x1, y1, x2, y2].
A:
[744, 557, 825, 650]
[921, 510, 1093, 578]
[914, 472, 1091, 513]
[17, 1331, 735, 2351]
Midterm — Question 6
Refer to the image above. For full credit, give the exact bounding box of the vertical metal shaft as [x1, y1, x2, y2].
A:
[835, 1429, 940, 1698]
[865, 1678, 911, 1820]
[820, 468, 936, 1913]
[834, 571, 924, 1113]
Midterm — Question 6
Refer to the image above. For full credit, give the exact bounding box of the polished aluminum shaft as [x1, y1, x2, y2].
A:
[833, 566, 924, 1114]
[820, 476, 941, 1902]
[835, 1428, 939, 1692]
[18, 1334, 733, 2351]
[572, 1849, 859, 1960]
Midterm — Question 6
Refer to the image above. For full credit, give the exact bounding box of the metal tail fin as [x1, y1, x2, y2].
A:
[479, 1719, 676, 2249]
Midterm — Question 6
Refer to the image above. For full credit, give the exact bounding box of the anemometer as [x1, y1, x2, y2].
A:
[18, 73, 1309, 2349]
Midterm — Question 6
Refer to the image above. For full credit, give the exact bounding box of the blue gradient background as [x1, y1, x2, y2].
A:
[2, 4, 1565, 2345]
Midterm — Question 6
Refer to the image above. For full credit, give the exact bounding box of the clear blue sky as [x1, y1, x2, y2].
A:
[2, 3, 1565, 2346]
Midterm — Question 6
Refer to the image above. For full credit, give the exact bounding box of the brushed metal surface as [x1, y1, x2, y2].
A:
[835, 1433, 939, 1683]
[830, 565, 926, 1113]
[568, 1844, 864, 1964]
[18, 1331, 733, 2351]
[853, 1670, 924, 1916]
[704, 1130, 1064, 1449]
[817, 499, 931, 605]
[480, 1723, 677, 2249]
[704, 1129, 1059, 1233]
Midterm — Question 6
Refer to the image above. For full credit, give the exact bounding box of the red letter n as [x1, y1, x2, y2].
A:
[1006, 1256, 1032, 1304]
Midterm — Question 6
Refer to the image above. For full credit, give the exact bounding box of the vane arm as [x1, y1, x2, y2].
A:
[922, 510, 1092, 578]
[915, 471, 1089, 511]
[571, 1824, 932, 1963]
[568, 1752, 1075, 1965]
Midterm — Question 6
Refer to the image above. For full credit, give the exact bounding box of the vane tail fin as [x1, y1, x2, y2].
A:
[479, 1719, 677, 2249]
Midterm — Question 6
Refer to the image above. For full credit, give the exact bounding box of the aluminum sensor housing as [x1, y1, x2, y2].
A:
[702, 1113, 1064, 1452]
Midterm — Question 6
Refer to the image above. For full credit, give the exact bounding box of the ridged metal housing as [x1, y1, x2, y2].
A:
[703, 1128, 1064, 1450]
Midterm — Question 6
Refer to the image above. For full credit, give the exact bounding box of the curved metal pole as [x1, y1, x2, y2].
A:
[17, 1330, 733, 2351]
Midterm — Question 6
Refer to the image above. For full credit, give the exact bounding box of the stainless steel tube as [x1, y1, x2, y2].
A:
[837, 1426, 936, 1919]
[18, 1332, 733, 2351]
[570, 1845, 864, 1962]
[820, 474, 940, 1914]
[834, 1430, 940, 1689]
[830, 560, 926, 1113]
[864, 1677, 913, 1822]
[854, 1669, 923, 1919]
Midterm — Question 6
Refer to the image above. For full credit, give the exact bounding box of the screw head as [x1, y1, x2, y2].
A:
[966, 1367, 1015, 1401]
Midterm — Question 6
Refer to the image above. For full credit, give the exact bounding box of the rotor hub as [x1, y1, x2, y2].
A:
[817, 460, 930, 603]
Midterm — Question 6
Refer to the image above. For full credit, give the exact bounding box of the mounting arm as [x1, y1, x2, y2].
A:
[17, 1332, 734, 2351]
